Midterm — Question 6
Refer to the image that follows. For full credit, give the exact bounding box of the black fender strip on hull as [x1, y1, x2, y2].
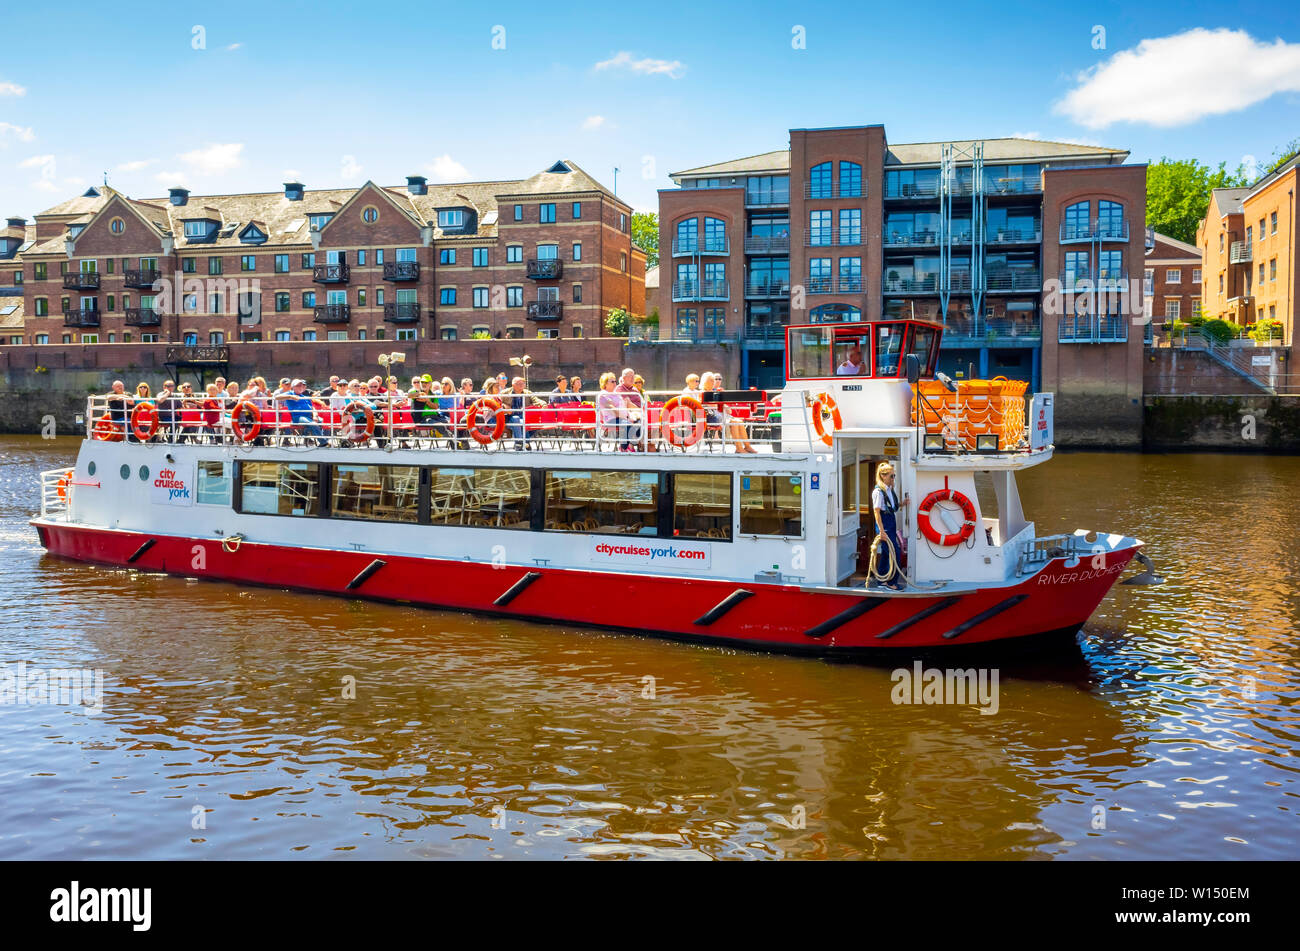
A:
[495, 571, 543, 607]
[346, 558, 387, 591]
[803, 596, 888, 639]
[875, 596, 961, 640]
[693, 589, 755, 626]
[941, 594, 1029, 640]
[126, 538, 157, 564]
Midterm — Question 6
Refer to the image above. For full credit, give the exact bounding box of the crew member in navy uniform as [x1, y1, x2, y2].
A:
[870, 462, 909, 589]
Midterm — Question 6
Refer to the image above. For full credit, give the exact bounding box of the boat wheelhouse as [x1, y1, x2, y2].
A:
[33, 319, 1147, 655]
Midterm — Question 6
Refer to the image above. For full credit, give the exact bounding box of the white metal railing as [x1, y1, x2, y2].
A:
[40, 466, 74, 520]
[82, 390, 789, 455]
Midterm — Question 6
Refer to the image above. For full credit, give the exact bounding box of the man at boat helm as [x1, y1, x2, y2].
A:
[837, 347, 865, 375]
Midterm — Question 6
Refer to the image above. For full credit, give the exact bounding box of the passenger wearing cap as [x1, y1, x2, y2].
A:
[277, 379, 326, 445]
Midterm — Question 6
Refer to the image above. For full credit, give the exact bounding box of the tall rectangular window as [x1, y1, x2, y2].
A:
[473, 287, 489, 308]
[274, 254, 289, 273]
[506, 245, 522, 263]
[540, 203, 556, 223]
[208, 257, 222, 275]
[674, 473, 732, 540]
[440, 249, 456, 265]
[440, 288, 457, 305]
[241, 255, 256, 271]
[514, 204, 523, 221]
[839, 209, 861, 244]
[572, 202, 582, 219]
[809, 210, 831, 245]
[473, 248, 489, 267]
[572, 243, 582, 261]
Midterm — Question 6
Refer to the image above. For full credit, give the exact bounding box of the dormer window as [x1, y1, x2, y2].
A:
[184, 221, 208, 238]
[438, 209, 465, 229]
[68, 225, 85, 238]
[309, 213, 334, 231]
[239, 224, 267, 244]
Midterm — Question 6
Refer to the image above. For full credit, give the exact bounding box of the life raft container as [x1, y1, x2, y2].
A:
[918, 488, 978, 546]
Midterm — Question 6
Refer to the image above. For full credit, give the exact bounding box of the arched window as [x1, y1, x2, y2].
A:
[1063, 201, 1090, 240]
[809, 163, 832, 199]
[675, 217, 698, 254]
[810, 303, 862, 323]
[1097, 200, 1124, 237]
[703, 217, 726, 252]
[839, 161, 862, 197]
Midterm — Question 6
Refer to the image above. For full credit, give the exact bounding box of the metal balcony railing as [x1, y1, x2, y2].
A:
[744, 191, 790, 207]
[743, 235, 790, 254]
[526, 259, 563, 280]
[881, 275, 939, 294]
[804, 229, 864, 248]
[1058, 269, 1129, 290]
[382, 261, 420, 281]
[1229, 241, 1252, 264]
[744, 278, 791, 298]
[939, 317, 1043, 346]
[1060, 219, 1129, 243]
[312, 304, 351, 324]
[806, 276, 833, 294]
[836, 277, 864, 293]
[526, 300, 563, 321]
[803, 182, 865, 200]
[671, 237, 730, 256]
[383, 302, 422, 323]
[883, 180, 940, 199]
[312, 263, 350, 284]
[63, 272, 100, 290]
[123, 307, 161, 327]
[123, 268, 162, 288]
[671, 279, 729, 301]
[63, 307, 101, 327]
[987, 228, 1042, 245]
[1058, 313, 1130, 343]
[884, 231, 939, 248]
[986, 269, 1042, 292]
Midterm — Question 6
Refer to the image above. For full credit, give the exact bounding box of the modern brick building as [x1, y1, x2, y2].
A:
[1, 160, 645, 347]
[1197, 155, 1299, 341]
[1144, 230, 1202, 324]
[654, 128, 1147, 416]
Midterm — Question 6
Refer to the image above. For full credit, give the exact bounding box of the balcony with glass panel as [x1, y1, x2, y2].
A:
[1060, 219, 1129, 243]
[744, 275, 791, 298]
[671, 236, 729, 256]
[744, 234, 789, 254]
[883, 177, 940, 200]
[884, 229, 938, 249]
[671, 279, 729, 301]
[882, 273, 939, 294]
[986, 268, 1042, 293]
[1058, 313, 1129, 343]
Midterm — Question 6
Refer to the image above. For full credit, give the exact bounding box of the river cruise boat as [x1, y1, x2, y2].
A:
[33, 319, 1149, 656]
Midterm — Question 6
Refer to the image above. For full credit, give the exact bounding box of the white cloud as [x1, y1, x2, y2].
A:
[0, 122, 35, 144]
[425, 154, 467, 181]
[582, 115, 607, 131]
[177, 142, 244, 175]
[32, 179, 59, 193]
[154, 170, 185, 185]
[115, 158, 155, 172]
[594, 51, 685, 79]
[225, 43, 241, 51]
[340, 155, 363, 179]
[0, 80, 25, 96]
[18, 153, 53, 169]
[1056, 28, 1300, 128]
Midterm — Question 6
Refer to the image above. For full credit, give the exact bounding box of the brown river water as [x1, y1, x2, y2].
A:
[0, 435, 1296, 859]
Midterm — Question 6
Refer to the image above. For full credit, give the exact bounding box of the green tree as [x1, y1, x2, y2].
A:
[604, 307, 631, 337]
[1146, 157, 1247, 245]
[1266, 138, 1300, 175]
[631, 212, 658, 267]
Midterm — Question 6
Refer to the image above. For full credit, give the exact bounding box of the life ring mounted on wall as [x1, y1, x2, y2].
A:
[811, 392, 842, 447]
[917, 487, 978, 547]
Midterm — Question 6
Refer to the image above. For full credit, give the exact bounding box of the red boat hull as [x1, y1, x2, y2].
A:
[33, 521, 1136, 656]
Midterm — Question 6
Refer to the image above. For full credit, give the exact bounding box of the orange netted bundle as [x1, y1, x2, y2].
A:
[910, 376, 1029, 450]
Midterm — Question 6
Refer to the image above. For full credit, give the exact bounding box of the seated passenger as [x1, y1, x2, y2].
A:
[277, 379, 326, 446]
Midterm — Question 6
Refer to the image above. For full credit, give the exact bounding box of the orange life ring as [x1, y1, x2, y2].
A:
[659, 395, 706, 447]
[341, 401, 375, 443]
[56, 474, 69, 500]
[130, 401, 159, 441]
[466, 397, 506, 445]
[918, 488, 978, 547]
[231, 400, 262, 442]
[811, 392, 842, 447]
[92, 414, 124, 441]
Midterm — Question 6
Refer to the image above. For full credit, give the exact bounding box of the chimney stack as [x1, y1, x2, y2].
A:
[406, 175, 428, 196]
[168, 187, 190, 206]
[284, 182, 304, 201]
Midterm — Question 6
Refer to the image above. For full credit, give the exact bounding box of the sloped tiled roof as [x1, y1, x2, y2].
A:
[0, 299, 25, 328]
[498, 159, 628, 205]
[1210, 187, 1250, 216]
[1149, 231, 1201, 256]
[671, 150, 790, 178]
[1246, 153, 1300, 199]
[33, 188, 111, 218]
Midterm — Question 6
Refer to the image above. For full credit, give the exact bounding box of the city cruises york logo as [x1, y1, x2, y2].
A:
[49, 882, 151, 932]
[590, 540, 711, 569]
[150, 463, 194, 506]
[891, 661, 1000, 715]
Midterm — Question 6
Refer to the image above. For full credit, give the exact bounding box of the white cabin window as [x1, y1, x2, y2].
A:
[739, 473, 803, 537]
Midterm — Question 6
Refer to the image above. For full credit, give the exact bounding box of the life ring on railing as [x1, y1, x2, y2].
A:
[341, 401, 375, 443]
[230, 401, 262, 442]
[466, 397, 506, 445]
[92, 415, 124, 441]
[130, 401, 159, 441]
[56, 474, 69, 500]
[918, 488, 978, 547]
[659, 395, 706, 447]
[811, 392, 842, 447]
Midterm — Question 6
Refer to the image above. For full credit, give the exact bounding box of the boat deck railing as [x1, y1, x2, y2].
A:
[82, 391, 805, 455]
[39, 466, 75, 520]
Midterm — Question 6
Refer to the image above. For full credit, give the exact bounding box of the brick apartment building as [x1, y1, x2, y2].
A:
[1143, 229, 1201, 324]
[1197, 155, 1299, 340]
[654, 128, 1146, 406]
[0, 160, 645, 347]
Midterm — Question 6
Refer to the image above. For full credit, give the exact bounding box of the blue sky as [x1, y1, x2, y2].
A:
[2, 0, 1298, 221]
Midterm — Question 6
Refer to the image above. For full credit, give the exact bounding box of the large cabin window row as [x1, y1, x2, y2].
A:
[231, 463, 805, 541]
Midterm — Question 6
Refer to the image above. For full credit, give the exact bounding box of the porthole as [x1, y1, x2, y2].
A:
[361, 206, 379, 224]
[87, 461, 96, 476]
[119, 464, 130, 480]
[138, 465, 150, 482]
[109, 217, 125, 234]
